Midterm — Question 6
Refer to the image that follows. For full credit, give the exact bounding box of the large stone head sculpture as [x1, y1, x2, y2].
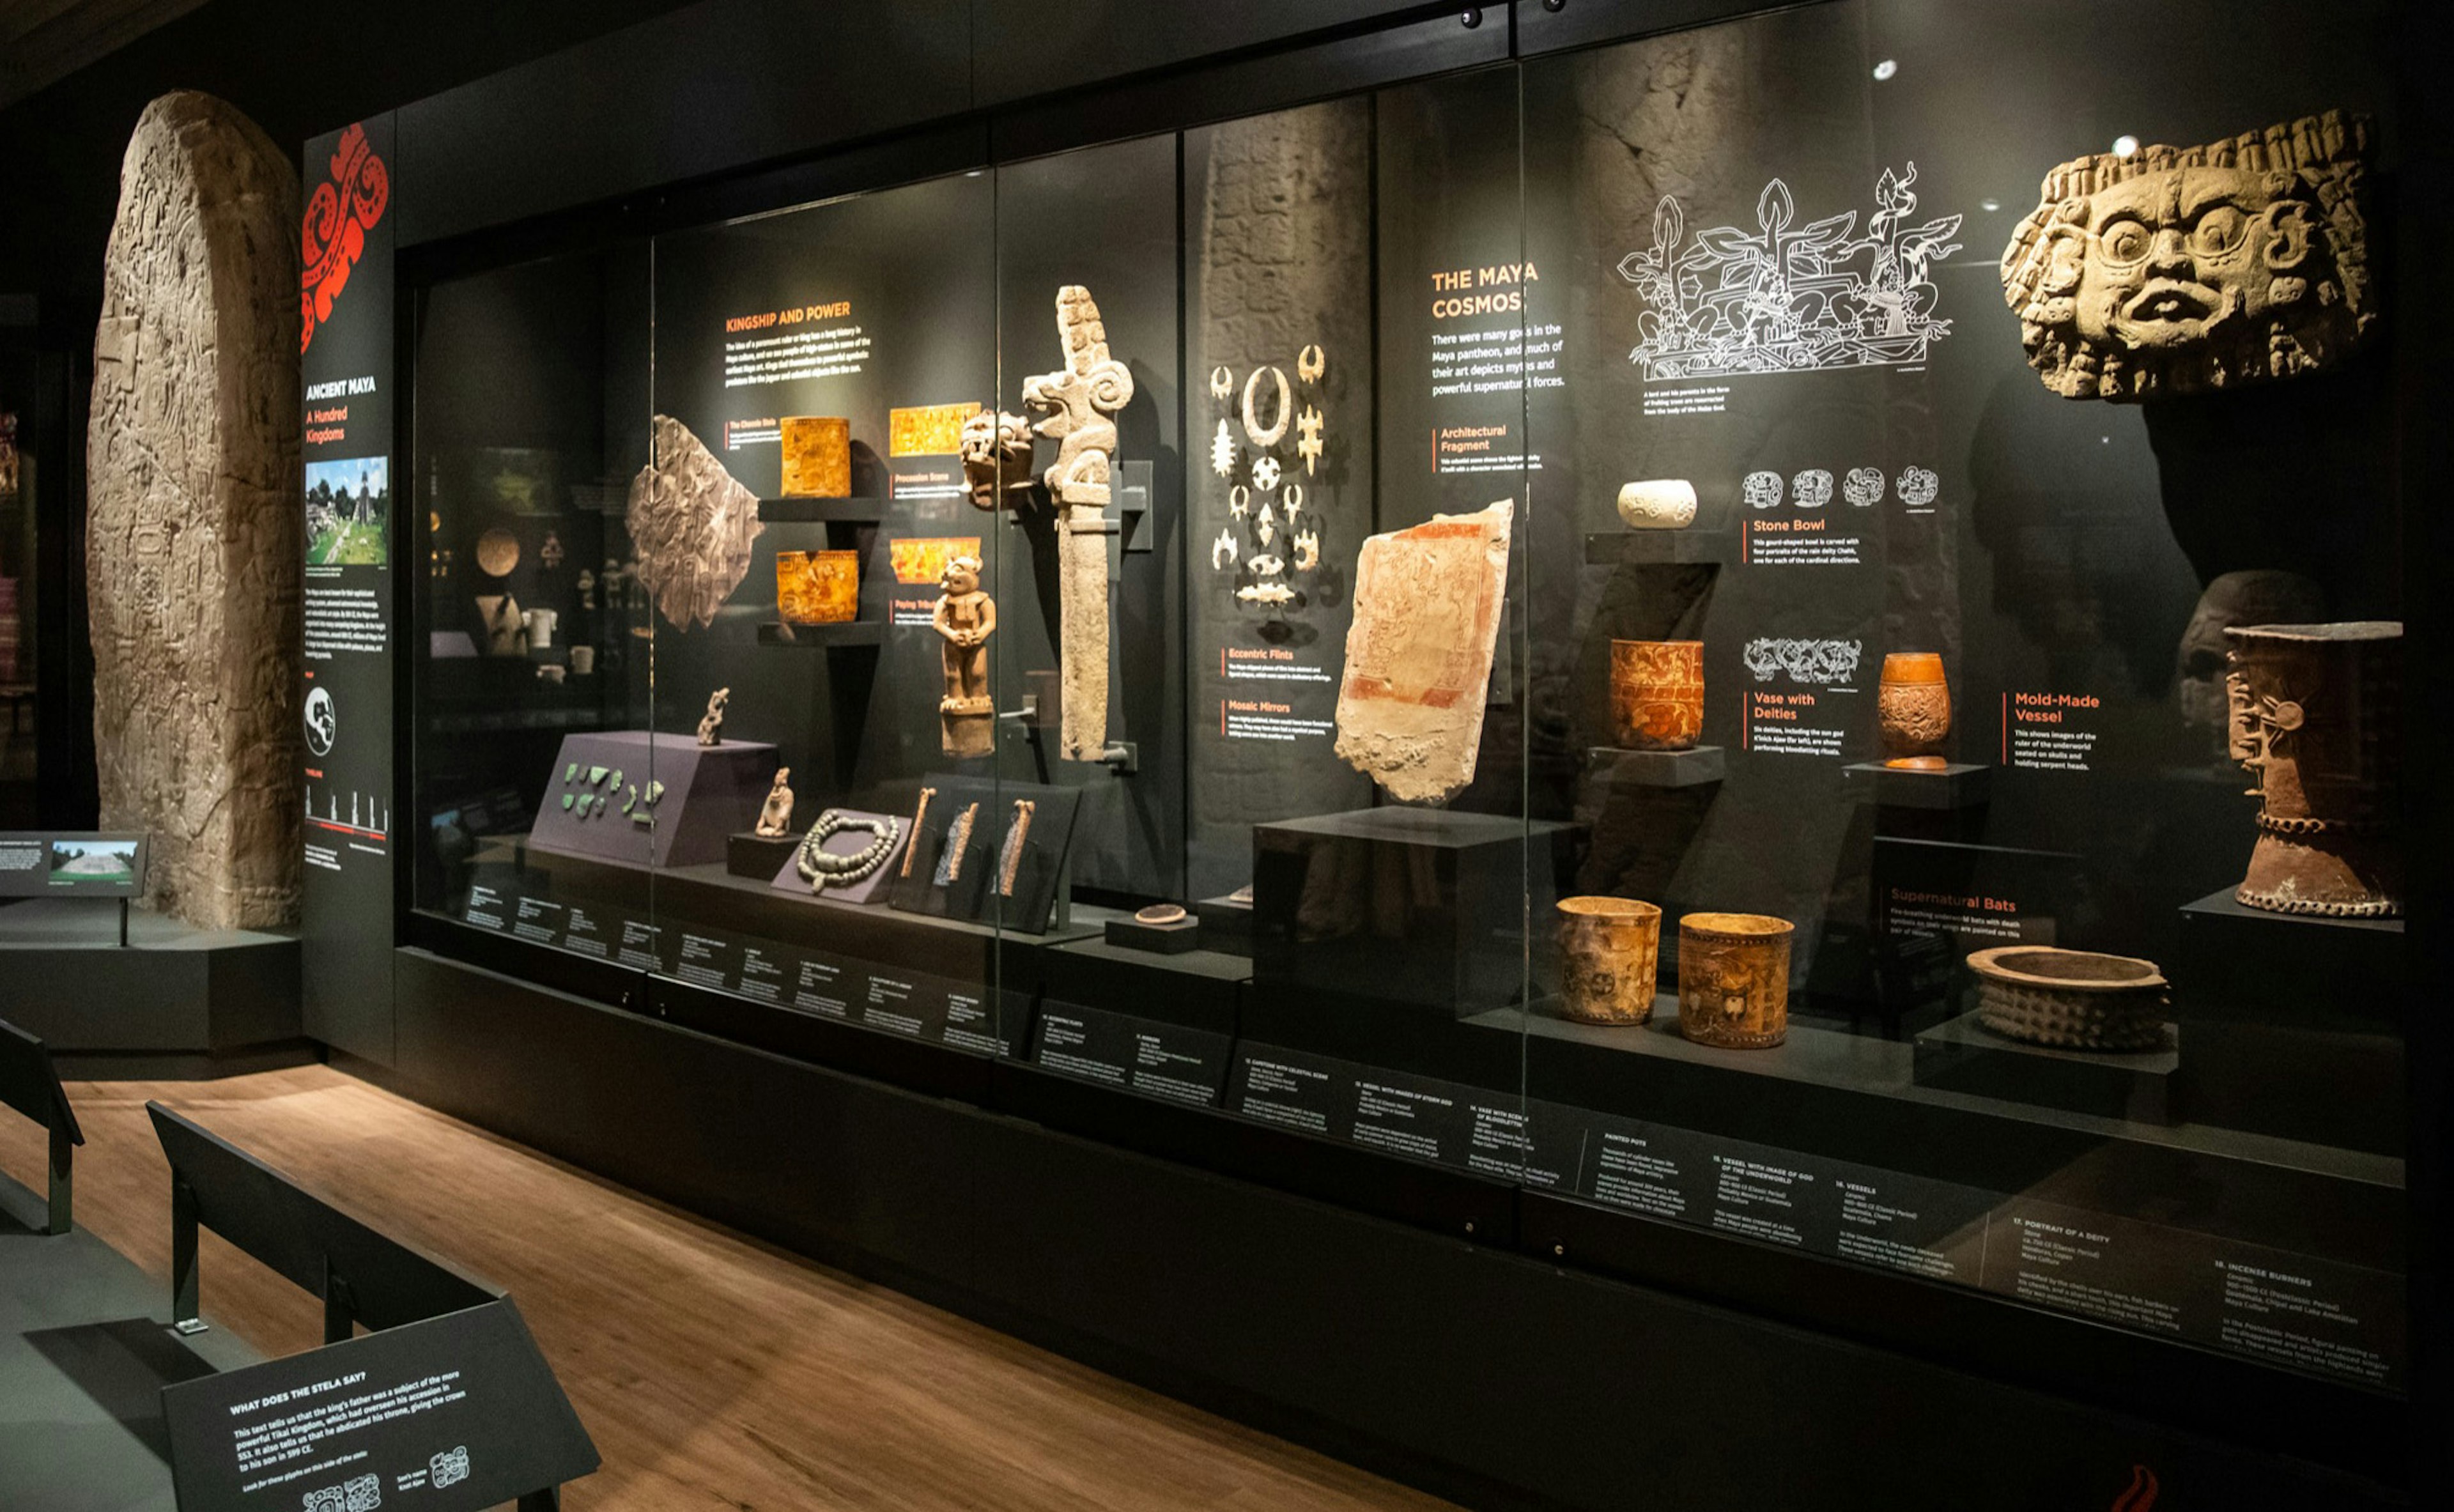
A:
[959, 408, 1034, 511]
[2000, 112, 2374, 400]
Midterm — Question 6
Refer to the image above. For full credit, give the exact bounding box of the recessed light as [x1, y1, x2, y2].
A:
[1872, 59, 1898, 81]
[2113, 135, 2140, 158]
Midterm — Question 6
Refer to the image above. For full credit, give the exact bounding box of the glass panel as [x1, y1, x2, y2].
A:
[410, 242, 658, 957]
[1518, 0, 2405, 1392]
[639, 172, 1008, 1046]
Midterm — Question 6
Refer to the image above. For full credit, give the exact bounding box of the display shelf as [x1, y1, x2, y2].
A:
[1103, 911, 1202, 953]
[1840, 762, 1991, 810]
[1913, 1012, 2180, 1124]
[1192, 891, 1253, 956]
[757, 496, 888, 523]
[1582, 530, 1738, 566]
[1586, 744, 1725, 787]
[726, 831, 798, 879]
[1043, 936, 1248, 1038]
[755, 620, 887, 647]
[1465, 1001, 2400, 1242]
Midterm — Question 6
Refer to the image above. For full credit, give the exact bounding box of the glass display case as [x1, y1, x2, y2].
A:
[405, 0, 2413, 1439]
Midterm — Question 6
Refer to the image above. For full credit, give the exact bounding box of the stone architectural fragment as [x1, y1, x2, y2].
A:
[628, 414, 764, 630]
[1333, 499, 1513, 804]
[2001, 111, 2375, 399]
[1022, 286, 1133, 761]
[88, 91, 303, 929]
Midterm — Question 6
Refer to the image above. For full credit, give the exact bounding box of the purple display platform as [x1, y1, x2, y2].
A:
[767, 808, 909, 906]
[530, 732, 778, 869]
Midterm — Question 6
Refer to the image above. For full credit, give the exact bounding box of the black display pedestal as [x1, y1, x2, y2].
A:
[1193, 892, 1254, 956]
[1913, 1014, 2181, 1124]
[2171, 888, 2404, 1154]
[1105, 913, 1203, 953]
[1254, 806, 1568, 1017]
[1841, 762, 1991, 810]
[727, 831, 798, 879]
[1586, 744, 1725, 788]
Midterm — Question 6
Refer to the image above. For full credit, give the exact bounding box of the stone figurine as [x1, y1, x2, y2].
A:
[755, 768, 795, 838]
[1022, 286, 1134, 761]
[88, 91, 303, 929]
[2226, 621, 2401, 916]
[697, 687, 729, 746]
[932, 554, 996, 759]
[2001, 111, 2375, 400]
[1614, 479, 1697, 530]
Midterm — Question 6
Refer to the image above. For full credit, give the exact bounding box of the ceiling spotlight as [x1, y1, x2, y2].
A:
[1980, 198, 2001, 213]
[1871, 59, 1898, 81]
[2113, 134, 2140, 158]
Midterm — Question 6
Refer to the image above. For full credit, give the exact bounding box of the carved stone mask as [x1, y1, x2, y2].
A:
[2002, 111, 2374, 399]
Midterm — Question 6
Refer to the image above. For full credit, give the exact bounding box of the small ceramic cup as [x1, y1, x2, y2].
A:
[1556, 897, 1662, 1025]
[1677, 912, 1794, 1049]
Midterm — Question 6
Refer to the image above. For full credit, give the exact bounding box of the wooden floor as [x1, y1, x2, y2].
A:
[1, 1064, 1457, 1512]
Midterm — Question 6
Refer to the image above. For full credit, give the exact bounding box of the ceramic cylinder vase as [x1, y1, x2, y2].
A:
[1555, 897, 1662, 1026]
[1966, 946, 2168, 1052]
[1610, 640, 1704, 752]
[1877, 652, 1950, 769]
[2225, 621, 2402, 916]
[777, 549, 861, 625]
[1677, 912, 1793, 1049]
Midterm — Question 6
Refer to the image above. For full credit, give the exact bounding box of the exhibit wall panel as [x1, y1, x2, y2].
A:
[393, 0, 973, 248]
[301, 112, 403, 1064]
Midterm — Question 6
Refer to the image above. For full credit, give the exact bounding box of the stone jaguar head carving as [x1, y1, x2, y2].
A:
[2000, 111, 2374, 400]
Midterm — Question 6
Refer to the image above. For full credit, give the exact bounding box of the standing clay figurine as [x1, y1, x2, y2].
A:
[755, 768, 795, 838]
[1022, 286, 1133, 762]
[1614, 479, 1696, 530]
[1556, 897, 1662, 1026]
[1677, 913, 1793, 1049]
[2000, 111, 2375, 400]
[1877, 652, 1950, 769]
[932, 554, 996, 759]
[2226, 621, 2401, 916]
[696, 687, 729, 746]
[1610, 640, 1704, 752]
[960, 409, 1036, 512]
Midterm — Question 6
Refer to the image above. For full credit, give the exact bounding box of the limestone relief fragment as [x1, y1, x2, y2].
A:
[1332, 499, 1513, 805]
[88, 91, 303, 929]
[628, 414, 764, 630]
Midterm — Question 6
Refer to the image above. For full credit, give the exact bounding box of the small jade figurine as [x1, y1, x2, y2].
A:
[755, 766, 794, 837]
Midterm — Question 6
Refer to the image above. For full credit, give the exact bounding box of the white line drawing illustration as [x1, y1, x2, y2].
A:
[429, 1447, 470, 1489]
[1743, 637, 1864, 686]
[1619, 165, 1963, 380]
[1897, 466, 1940, 508]
[1744, 470, 1783, 510]
[344, 1473, 382, 1511]
[1844, 467, 1884, 507]
[1791, 468, 1833, 509]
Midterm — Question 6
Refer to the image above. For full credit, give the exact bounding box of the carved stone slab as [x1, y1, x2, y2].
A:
[628, 413, 764, 630]
[88, 91, 303, 929]
[1333, 499, 1513, 804]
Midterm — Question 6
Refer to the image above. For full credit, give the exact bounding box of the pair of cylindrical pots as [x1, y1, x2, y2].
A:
[1556, 898, 1792, 1049]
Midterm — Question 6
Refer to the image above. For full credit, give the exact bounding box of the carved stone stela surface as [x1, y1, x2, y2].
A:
[1333, 499, 1513, 805]
[1022, 286, 1134, 761]
[2001, 111, 2375, 400]
[88, 91, 304, 929]
[629, 414, 765, 630]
